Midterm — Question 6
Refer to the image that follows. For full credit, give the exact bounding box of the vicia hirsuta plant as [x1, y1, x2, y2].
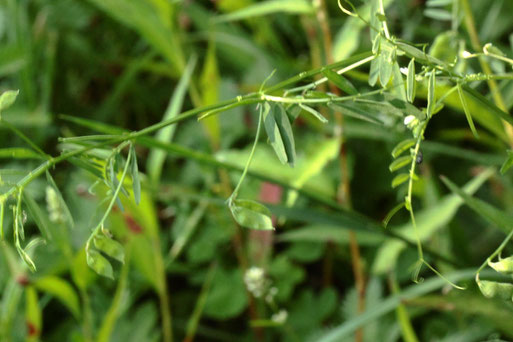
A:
[3, 0, 513, 305]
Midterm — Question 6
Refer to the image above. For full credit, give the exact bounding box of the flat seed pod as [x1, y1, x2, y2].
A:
[229, 199, 274, 230]
[407, 58, 416, 103]
[427, 70, 436, 117]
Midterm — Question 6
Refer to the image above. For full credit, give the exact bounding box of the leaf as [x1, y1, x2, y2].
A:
[389, 155, 412, 172]
[391, 61, 407, 101]
[214, 0, 314, 22]
[0, 147, 44, 160]
[395, 42, 446, 67]
[500, 150, 513, 175]
[264, 103, 296, 166]
[46, 171, 74, 228]
[379, 51, 393, 87]
[316, 269, 487, 342]
[373, 169, 493, 274]
[229, 199, 274, 230]
[94, 234, 125, 263]
[457, 83, 479, 139]
[329, 102, 384, 125]
[382, 202, 406, 228]
[298, 104, 328, 123]
[477, 280, 513, 300]
[203, 267, 248, 319]
[424, 8, 452, 21]
[391, 139, 416, 158]
[199, 41, 221, 147]
[0, 89, 19, 112]
[86, 0, 184, 71]
[277, 225, 383, 246]
[22, 192, 52, 240]
[322, 69, 357, 95]
[427, 70, 436, 117]
[369, 57, 379, 87]
[33, 276, 81, 318]
[440, 175, 513, 234]
[130, 145, 141, 205]
[86, 248, 114, 279]
[462, 85, 513, 132]
[407, 58, 416, 103]
[489, 256, 513, 274]
[391, 173, 409, 188]
[25, 286, 41, 342]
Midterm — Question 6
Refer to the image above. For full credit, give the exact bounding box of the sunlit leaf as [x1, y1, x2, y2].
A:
[229, 199, 274, 230]
[322, 68, 357, 95]
[94, 234, 125, 263]
[0, 89, 19, 112]
[86, 247, 114, 279]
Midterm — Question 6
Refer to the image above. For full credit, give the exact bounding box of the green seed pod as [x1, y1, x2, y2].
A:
[477, 279, 513, 300]
[488, 256, 513, 274]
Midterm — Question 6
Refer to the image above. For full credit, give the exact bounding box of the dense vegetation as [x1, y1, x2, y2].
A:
[2, 0, 513, 341]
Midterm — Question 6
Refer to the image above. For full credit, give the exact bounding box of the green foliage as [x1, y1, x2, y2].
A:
[2, 0, 513, 340]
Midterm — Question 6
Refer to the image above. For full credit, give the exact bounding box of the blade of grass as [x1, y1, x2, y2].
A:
[147, 56, 196, 183]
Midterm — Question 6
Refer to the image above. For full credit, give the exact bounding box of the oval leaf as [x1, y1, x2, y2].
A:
[477, 279, 513, 300]
[94, 234, 125, 263]
[488, 256, 513, 274]
[86, 248, 114, 279]
[389, 155, 412, 172]
[0, 89, 19, 112]
[391, 139, 416, 158]
[392, 173, 410, 188]
[229, 199, 274, 230]
[322, 69, 357, 95]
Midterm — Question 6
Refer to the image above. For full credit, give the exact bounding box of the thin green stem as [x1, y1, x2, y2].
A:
[378, 0, 391, 39]
[285, 55, 376, 95]
[85, 144, 132, 250]
[229, 107, 263, 202]
[460, 0, 513, 145]
[476, 226, 513, 275]
[1, 120, 49, 158]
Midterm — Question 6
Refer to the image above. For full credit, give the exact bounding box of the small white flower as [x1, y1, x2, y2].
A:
[403, 115, 416, 126]
[461, 50, 473, 59]
[244, 267, 267, 298]
[271, 310, 288, 324]
[400, 67, 408, 75]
